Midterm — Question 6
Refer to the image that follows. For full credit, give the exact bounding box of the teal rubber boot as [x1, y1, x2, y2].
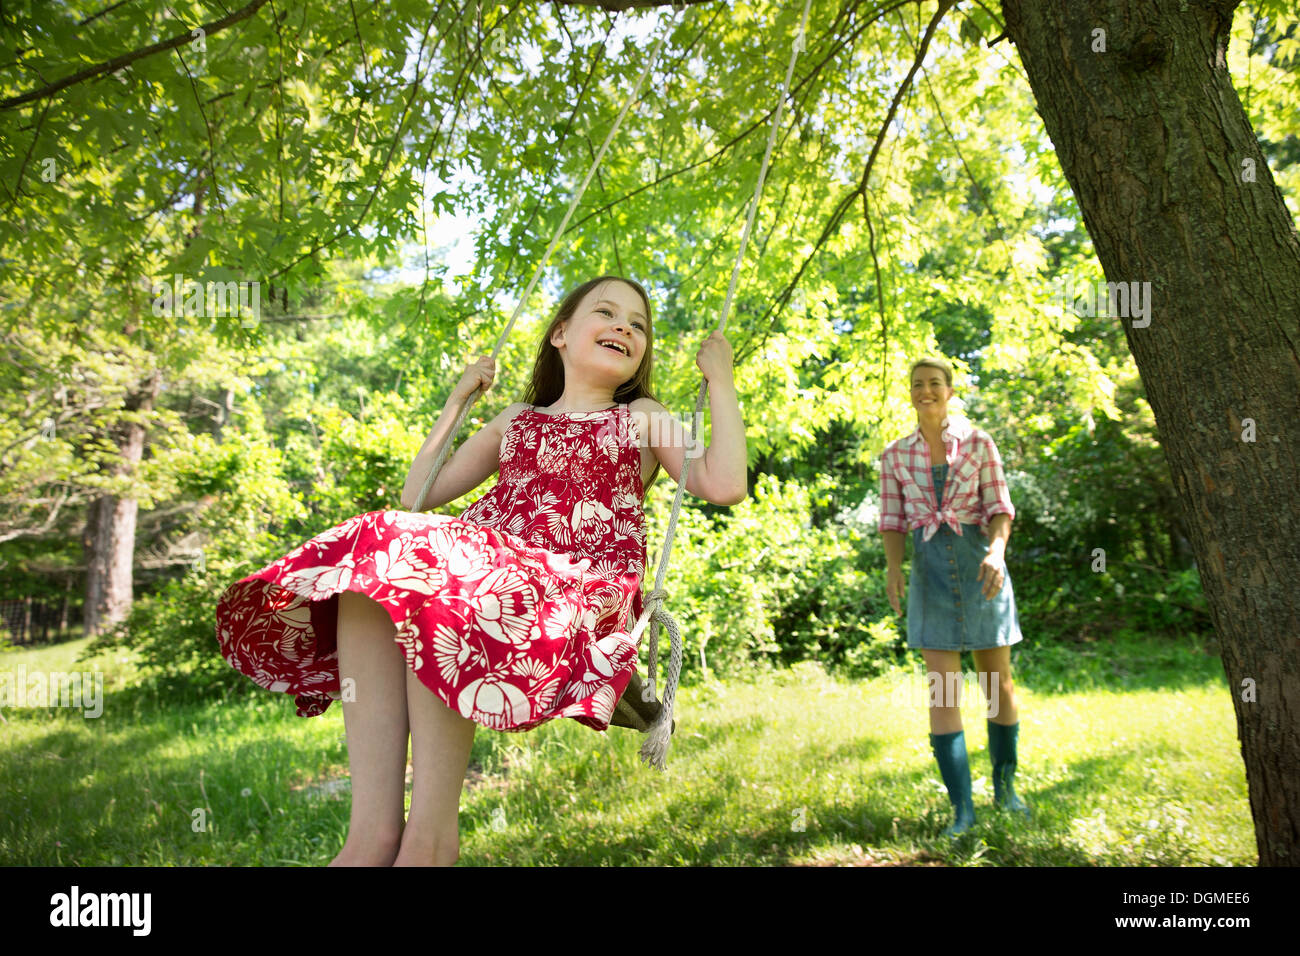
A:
[930, 730, 977, 836]
[988, 720, 1031, 815]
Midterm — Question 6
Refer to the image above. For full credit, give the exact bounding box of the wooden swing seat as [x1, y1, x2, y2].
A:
[610, 671, 675, 734]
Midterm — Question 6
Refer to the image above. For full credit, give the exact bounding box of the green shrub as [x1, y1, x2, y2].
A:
[87, 570, 246, 697]
[839, 617, 906, 678]
[643, 473, 904, 680]
[84, 426, 310, 697]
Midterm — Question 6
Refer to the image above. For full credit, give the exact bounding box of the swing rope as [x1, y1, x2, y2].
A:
[410, 13, 678, 514]
[629, 0, 813, 770]
[409, 0, 813, 771]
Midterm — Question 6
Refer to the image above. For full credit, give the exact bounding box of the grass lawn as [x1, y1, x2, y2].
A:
[0, 632, 1253, 866]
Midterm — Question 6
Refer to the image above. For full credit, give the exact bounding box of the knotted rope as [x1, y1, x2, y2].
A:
[630, 587, 681, 765]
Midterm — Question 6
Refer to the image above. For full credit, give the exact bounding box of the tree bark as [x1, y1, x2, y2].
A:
[81, 371, 162, 637]
[1002, 0, 1300, 865]
[59, 575, 70, 635]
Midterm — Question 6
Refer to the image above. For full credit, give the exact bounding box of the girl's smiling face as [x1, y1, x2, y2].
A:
[550, 280, 649, 384]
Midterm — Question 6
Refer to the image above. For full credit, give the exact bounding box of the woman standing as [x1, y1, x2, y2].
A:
[879, 357, 1031, 836]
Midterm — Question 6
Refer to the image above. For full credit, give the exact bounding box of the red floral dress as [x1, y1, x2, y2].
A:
[215, 404, 647, 732]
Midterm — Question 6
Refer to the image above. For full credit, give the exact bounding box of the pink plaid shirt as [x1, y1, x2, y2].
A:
[878, 415, 1015, 542]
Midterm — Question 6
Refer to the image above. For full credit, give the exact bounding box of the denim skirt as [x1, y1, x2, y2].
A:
[906, 463, 1023, 652]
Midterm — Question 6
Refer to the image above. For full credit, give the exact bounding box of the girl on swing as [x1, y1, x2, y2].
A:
[215, 275, 747, 865]
[879, 356, 1030, 836]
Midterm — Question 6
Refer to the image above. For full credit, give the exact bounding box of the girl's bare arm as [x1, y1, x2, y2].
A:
[402, 355, 513, 510]
[631, 332, 747, 505]
[400, 396, 527, 511]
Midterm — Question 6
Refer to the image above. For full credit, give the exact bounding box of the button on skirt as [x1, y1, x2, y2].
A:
[906, 518, 1023, 652]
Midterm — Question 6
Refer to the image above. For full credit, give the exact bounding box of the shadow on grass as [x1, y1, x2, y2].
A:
[456, 728, 1198, 867]
[3, 633, 1243, 866]
[0, 688, 354, 865]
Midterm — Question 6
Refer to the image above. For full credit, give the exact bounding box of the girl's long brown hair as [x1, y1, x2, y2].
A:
[522, 275, 662, 491]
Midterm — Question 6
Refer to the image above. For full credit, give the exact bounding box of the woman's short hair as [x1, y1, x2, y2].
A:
[909, 355, 954, 389]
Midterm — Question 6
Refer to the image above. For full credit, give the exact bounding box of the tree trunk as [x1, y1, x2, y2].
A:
[218, 387, 235, 433]
[82, 495, 113, 636]
[1002, 0, 1300, 865]
[59, 575, 70, 634]
[81, 372, 162, 637]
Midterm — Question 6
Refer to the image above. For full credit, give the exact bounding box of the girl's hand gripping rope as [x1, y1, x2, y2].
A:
[452, 355, 496, 404]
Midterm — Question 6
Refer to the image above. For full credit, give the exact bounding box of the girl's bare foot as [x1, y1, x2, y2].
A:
[391, 833, 459, 867]
[328, 831, 404, 867]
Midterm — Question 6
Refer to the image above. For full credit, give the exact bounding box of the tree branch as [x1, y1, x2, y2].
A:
[918, 65, 1007, 241]
[267, 5, 451, 281]
[4, 99, 50, 208]
[551, 0, 714, 9]
[78, 1, 135, 29]
[0, 488, 72, 544]
[0, 0, 274, 111]
[734, 0, 955, 367]
[452, 10, 616, 312]
[565, 0, 910, 234]
[862, 189, 889, 412]
[173, 46, 227, 226]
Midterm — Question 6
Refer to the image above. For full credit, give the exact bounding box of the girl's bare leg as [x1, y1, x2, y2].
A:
[921, 649, 963, 734]
[328, 590, 410, 867]
[394, 670, 476, 866]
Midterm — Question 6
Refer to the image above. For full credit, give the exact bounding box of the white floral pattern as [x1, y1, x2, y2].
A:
[373, 535, 448, 594]
[215, 405, 648, 732]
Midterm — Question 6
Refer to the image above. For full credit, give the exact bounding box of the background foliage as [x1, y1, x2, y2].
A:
[2, 0, 1294, 692]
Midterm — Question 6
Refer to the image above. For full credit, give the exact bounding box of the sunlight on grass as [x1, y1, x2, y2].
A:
[0, 635, 1253, 866]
